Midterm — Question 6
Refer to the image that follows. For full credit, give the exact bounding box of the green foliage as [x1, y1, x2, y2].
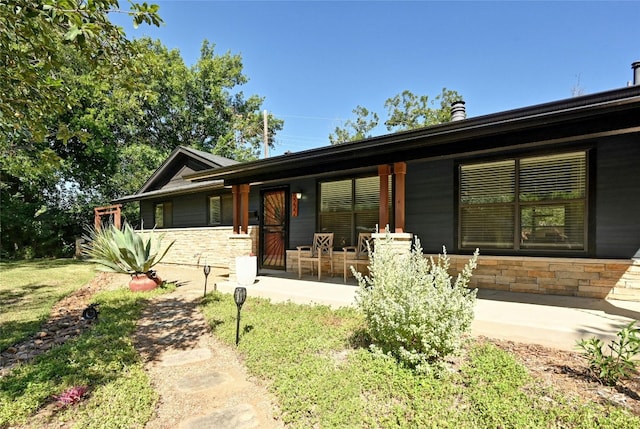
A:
[355, 235, 479, 375]
[0, 259, 96, 350]
[329, 105, 379, 144]
[328, 88, 462, 143]
[577, 321, 640, 386]
[384, 88, 463, 131]
[1, 33, 284, 258]
[0, 276, 167, 427]
[0, 0, 162, 138]
[201, 292, 640, 428]
[82, 222, 174, 275]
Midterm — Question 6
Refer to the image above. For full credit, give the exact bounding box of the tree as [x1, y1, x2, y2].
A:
[1, 32, 284, 258]
[384, 88, 462, 132]
[0, 0, 162, 138]
[0, 1, 282, 259]
[1, 1, 163, 258]
[328, 88, 463, 144]
[329, 105, 379, 144]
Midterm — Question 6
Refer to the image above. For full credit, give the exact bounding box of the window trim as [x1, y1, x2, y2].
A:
[207, 195, 222, 226]
[153, 201, 173, 228]
[455, 148, 593, 256]
[317, 174, 392, 247]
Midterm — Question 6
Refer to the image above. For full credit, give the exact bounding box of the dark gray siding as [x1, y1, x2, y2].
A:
[283, 178, 316, 249]
[595, 135, 640, 258]
[405, 159, 455, 254]
[140, 201, 154, 228]
[139, 190, 237, 229]
[172, 193, 206, 227]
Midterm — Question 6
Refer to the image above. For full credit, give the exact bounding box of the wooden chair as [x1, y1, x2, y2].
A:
[297, 233, 334, 280]
[343, 232, 372, 283]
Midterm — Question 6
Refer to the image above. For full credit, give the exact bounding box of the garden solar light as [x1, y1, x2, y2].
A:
[203, 264, 211, 297]
[81, 303, 99, 321]
[234, 286, 247, 345]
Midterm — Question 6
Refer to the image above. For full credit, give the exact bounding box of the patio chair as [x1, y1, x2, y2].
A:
[297, 233, 334, 280]
[343, 232, 372, 283]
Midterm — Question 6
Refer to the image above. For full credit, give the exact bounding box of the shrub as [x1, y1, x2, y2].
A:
[82, 222, 174, 275]
[577, 321, 640, 386]
[355, 234, 479, 375]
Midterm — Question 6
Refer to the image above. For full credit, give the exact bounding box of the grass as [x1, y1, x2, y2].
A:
[0, 259, 96, 350]
[201, 292, 640, 429]
[0, 260, 174, 428]
[3, 261, 639, 428]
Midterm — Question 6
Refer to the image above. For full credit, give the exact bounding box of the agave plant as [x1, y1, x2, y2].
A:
[82, 222, 175, 275]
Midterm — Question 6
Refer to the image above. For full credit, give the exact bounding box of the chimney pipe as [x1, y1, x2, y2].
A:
[450, 100, 466, 121]
[632, 61, 640, 86]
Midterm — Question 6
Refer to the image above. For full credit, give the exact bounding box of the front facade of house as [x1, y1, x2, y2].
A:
[115, 85, 640, 300]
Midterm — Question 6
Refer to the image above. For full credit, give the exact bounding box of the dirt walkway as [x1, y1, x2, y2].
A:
[131, 272, 283, 429]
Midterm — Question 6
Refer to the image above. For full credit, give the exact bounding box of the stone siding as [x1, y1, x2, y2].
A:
[140, 227, 639, 301]
[442, 254, 640, 301]
[286, 251, 640, 300]
[138, 226, 258, 273]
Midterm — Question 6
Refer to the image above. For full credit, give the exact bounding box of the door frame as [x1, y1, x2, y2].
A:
[259, 186, 290, 270]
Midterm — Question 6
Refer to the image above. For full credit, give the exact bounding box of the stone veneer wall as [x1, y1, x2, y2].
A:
[440, 255, 640, 301]
[138, 226, 258, 275]
[286, 251, 640, 301]
[143, 227, 639, 301]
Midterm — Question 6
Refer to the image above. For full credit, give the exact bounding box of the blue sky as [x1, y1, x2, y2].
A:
[114, 1, 640, 156]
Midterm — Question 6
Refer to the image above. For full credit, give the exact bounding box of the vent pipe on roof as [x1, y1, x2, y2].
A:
[450, 100, 466, 121]
[632, 61, 640, 86]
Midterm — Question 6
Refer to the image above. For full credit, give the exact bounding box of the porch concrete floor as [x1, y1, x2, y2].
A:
[158, 264, 640, 352]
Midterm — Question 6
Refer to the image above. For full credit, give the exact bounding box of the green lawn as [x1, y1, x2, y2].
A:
[201, 292, 640, 429]
[0, 260, 171, 428]
[0, 259, 96, 350]
[2, 261, 638, 428]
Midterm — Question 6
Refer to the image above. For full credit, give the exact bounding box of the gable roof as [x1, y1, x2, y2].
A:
[139, 146, 237, 193]
[114, 146, 237, 203]
[186, 85, 640, 186]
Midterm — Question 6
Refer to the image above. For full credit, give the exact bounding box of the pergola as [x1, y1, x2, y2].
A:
[94, 204, 122, 230]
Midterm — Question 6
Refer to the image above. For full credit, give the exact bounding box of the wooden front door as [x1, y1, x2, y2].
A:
[261, 189, 288, 269]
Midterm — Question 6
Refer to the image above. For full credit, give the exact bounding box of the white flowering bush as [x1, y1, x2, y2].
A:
[355, 234, 479, 375]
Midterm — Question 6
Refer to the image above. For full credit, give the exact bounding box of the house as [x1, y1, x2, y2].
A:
[114, 66, 640, 300]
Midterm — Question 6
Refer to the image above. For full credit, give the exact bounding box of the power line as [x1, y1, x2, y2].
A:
[277, 113, 346, 122]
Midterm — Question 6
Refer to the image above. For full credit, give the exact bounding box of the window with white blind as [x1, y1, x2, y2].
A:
[319, 176, 390, 248]
[459, 151, 587, 251]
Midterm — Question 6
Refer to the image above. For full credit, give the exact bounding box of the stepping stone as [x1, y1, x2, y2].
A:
[182, 403, 258, 429]
[160, 348, 211, 367]
[174, 371, 231, 392]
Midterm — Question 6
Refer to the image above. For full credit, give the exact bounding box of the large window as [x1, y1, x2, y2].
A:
[154, 201, 173, 228]
[459, 151, 587, 251]
[319, 176, 390, 248]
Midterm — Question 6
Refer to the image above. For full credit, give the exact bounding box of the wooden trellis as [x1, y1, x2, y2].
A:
[94, 204, 122, 230]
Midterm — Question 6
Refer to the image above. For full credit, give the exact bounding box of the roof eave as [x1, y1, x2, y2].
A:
[185, 86, 640, 185]
[113, 180, 225, 204]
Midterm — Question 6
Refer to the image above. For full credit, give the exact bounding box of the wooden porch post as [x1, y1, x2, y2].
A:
[232, 185, 240, 234]
[393, 162, 406, 233]
[232, 184, 250, 234]
[240, 184, 250, 234]
[378, 165, 391, 232]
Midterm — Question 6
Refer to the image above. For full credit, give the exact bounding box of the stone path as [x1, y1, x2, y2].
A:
[132, 272, 283, 429]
